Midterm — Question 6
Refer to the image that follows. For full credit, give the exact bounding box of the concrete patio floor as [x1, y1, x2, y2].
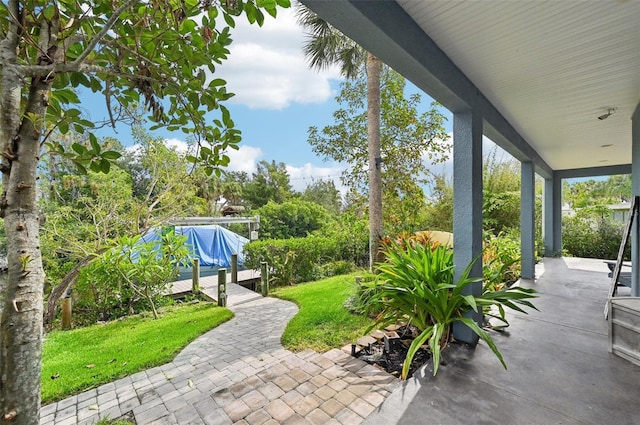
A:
[365, 257, 640, 425]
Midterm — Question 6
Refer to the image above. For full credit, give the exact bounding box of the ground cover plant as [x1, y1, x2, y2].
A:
[271, 274, 375, 352]
[41, 302, 233, 403]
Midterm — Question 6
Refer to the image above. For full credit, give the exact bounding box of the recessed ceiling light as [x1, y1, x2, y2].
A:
[599, 160, 608, 163]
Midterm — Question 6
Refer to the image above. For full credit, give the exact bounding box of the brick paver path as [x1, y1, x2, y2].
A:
[41, 284, 399, 424]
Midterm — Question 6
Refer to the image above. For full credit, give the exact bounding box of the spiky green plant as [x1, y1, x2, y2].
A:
[371, 243, 537, 378]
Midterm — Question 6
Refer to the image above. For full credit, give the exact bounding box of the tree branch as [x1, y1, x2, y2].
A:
[70, 0, 138, 68]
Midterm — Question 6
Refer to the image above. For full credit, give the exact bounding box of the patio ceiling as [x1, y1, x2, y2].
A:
[300, 0, 640, 178]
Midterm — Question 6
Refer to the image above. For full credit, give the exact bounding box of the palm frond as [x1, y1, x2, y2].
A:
[295, 4, 365, 77]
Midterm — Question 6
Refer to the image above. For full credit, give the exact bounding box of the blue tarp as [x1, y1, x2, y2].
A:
[141, 225, 248, 268]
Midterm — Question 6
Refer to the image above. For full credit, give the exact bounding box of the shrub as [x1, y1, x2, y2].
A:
[563, 211, 628, 260]
[370, 243, 537, 378]
[343, 274, 382, 317]
[76, 230, 190, 321]
[314, 260, 356, 280]
[256, 199, 335, 239]
[483, 231, 521, 290]
[244, 236, 341, 284]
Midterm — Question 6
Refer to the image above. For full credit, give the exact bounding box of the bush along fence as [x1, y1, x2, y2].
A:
[244, 236, 359, 285]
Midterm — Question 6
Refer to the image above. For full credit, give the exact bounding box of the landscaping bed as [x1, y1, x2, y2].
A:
[354, 324, 432, 379]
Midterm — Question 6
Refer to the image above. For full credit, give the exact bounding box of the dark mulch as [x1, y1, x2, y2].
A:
[354, 324, 432, 378]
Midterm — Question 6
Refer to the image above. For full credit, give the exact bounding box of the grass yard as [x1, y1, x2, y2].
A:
[272, 274, 375, 352]
[42, 302, 233, 404]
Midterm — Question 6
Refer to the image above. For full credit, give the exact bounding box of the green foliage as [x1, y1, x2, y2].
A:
[425, 152, 535, 236]
[563, 175, 631, 208]
[243, 160, 293, 208]
[30, 0, 288, 175]
[40, 166, 137, 286]
[483, 231, 522, 290]
[77, 230, 191, 321]
[370, 244, 537, 378]
[272, 275, 375, 352]
[314, 260, 356, 280]
[300, 179, 342, 215]
[323, 212, 370, 268]
[41, 302, 233, 403]
[483, 152, 521, 235]
[244, 236, 340, 284]
[343, 274, 382, 317]
[424, 175, 453, 232]
[307, 67, 450, 233]
[257, 199, 335, 239]
[118, 131, 209, 231]
[562, 209, 628, 260]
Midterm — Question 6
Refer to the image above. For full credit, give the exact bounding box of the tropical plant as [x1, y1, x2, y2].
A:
[483, 231, 522, 291]
[77, 230, 190, 320]
[371, 243, 537, 378]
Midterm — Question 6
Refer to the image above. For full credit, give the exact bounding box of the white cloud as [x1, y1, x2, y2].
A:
[225, 145, 264, 173]
[164, 138, 190, 153]
[215, 5, 342, 110]
[125, 138, 191, 155]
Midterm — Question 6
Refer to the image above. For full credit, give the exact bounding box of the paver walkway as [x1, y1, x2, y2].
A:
[41, 283, 399, 425]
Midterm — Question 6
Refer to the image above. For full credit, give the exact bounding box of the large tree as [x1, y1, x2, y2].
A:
[0, 0, 288, 422]
[243, 159, 293, 208]
[308, 68, 450, 235]
[296, 5, 383, 269]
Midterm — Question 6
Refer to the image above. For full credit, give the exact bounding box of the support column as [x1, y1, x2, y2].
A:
[521, 161, 535, 279]
[543, 173, 562, 256]
[631, 102, 640, 296]
[452, 109, 483, 344]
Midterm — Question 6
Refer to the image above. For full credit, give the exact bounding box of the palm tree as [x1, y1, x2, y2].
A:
[296, 5, 384, 270]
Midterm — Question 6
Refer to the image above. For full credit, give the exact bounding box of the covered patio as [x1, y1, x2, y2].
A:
[364, 257, 640, 424]
[298, 1, 639, 421]
[300, 0, 640, 338]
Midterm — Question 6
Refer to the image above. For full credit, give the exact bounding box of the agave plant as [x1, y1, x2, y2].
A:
[371, 243, 537, 378]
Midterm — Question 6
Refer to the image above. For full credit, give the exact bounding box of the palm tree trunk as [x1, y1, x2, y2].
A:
[367, 53, 383, 270]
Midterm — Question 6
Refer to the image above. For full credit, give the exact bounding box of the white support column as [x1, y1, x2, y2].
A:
[452, 109, 483, 344]
[631, 102, 640, 296]
[543, 174, 562, 256]
[521, 161, 535, 279]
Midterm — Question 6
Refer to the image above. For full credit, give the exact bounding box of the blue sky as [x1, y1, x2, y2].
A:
[89, 6, 515, 192]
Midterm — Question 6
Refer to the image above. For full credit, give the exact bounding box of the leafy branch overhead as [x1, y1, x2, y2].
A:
[0, 0, 290, 422]
[2, 0, 290, 176]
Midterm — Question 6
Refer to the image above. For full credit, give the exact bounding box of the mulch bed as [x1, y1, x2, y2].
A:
[354, 324, 432, 378]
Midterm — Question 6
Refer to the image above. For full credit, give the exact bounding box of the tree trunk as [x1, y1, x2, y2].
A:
[0, 83, 49, 423]
[366, 53, 383, 271]
[0, 8, 56, 422]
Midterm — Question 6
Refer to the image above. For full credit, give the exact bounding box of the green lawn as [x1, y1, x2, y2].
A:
[42, 302, 233, 404]
[272, 274, 375, 352]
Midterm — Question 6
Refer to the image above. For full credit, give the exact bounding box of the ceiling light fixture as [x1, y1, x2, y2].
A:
[598, 108, 616, 121]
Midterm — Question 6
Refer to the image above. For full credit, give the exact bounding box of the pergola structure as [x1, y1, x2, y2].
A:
[300, 0, 640, 343]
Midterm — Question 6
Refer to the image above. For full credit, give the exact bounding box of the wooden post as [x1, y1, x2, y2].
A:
[218, 268, 227, 307]
[61, 290, 72, 330]
[192, 258, 200, 293]
[260, 262, 269, 297]
[231, 254, 238, 283]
